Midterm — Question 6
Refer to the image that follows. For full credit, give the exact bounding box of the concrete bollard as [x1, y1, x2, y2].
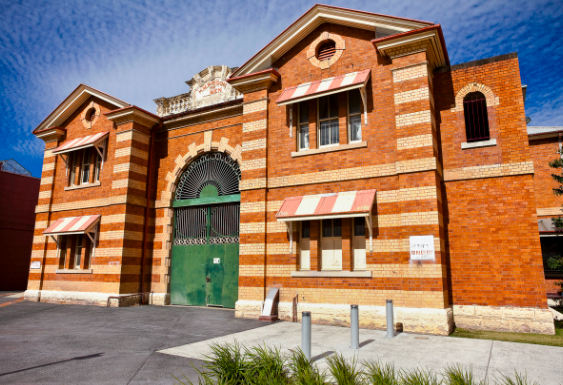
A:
[302, 311, 311, 360]
[386, 300, 394, 338]
[351, 305, 359, 349]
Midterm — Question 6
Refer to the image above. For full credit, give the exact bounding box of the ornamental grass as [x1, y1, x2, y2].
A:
[172, 342, 538, 385]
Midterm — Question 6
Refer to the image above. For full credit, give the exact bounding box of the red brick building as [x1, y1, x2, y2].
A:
[25, 5, 558, 334]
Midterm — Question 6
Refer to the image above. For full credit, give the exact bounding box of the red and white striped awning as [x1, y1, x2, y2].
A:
[276, 69, 370, 106]
[276, 190, 376, 222]
[43, 215, 101, 236]
[52, 131, 109, 155]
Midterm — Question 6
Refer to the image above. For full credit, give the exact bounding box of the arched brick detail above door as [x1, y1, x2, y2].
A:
[156, 133, 242, 209]
[451, 82, 499, 112]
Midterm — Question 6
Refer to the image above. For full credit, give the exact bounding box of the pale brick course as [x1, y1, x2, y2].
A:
[392, 63, 428, 82]
[242, 119, 267, 133]
[444, 161, 535, 181]
[395, 110, 432, 127]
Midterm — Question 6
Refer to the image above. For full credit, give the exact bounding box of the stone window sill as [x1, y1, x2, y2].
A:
[55, 269, 93, 274]
[461, 139, 496, 150]
[291, 141, 367, 158]
[64, 181, 101, 191]
[291, 270, 372, 278]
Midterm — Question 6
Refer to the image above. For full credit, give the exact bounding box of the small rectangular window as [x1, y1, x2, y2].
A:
[354, 217, 365, 236]
[348, 90, 362, 143]
[69, 152, 79, 186]
[301, 221, 310, 239]
[94, 151, 102, 182]
[298, 102, 309, 150]
[318, 95, 339, 147]
[333, 218, 342, 237]
[81, 148, 92, 184]
[322, 219, 332, 238]
[74, 234, 83, 269]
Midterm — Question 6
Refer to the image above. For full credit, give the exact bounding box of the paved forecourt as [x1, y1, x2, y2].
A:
[0, 301, 264, 384]
[159, 321, 563, 384]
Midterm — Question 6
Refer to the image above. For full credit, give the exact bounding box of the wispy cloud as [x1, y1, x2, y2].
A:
[1, 0, 561, 176]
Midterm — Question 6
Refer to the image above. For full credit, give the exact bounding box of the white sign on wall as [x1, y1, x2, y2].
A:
[30, 261, 41, 269]
[409, 235, 435, 261]
[213, 258, 220, 264]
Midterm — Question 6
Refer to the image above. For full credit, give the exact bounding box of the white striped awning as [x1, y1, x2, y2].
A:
[276, 190, 376, 222]
[43, 215, 101, 236]
[276, 69, 370, 106]
[52, 131, 109, 155]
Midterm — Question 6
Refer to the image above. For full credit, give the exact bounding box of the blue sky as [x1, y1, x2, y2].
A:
[1, 0, 561, 177]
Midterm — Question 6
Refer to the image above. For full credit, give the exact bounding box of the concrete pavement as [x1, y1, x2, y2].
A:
[159, 321, 563, 384]
[0, 301, 264, 384]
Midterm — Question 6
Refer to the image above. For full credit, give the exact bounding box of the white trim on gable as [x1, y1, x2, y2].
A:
[33, 84, 130, 133]
[232, 4, 432, 77]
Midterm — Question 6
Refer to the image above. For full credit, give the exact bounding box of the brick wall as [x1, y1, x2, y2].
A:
[435, 54, 548, 309]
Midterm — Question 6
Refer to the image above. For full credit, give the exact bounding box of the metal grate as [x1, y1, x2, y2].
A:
[174, 204, 240, 246]
[317, 41, 336, 61]
[174, 207, 207, 245]
[175, 153, 241, 200]
[463, 92, 490, 142]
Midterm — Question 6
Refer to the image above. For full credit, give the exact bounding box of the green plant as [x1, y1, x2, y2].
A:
[244, 344, 290, 385]
[288, 348, 327, 385]
[401, 367, 442, 385]
[496, 371, 538, 385]
[443, 364, 485, 385]
[363, 360, 398, 385]
[326, 353, 364, 385]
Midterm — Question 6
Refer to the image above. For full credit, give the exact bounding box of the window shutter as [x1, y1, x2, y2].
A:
[317, 41, 336, 61]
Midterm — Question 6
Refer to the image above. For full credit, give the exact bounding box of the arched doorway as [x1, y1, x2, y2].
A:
[170, 152, 241, 308]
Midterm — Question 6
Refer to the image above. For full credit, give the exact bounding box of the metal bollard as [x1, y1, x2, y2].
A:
[302, 311, 312, 360]
[351, 305, 359, 349]
[386, 300, 394, 338]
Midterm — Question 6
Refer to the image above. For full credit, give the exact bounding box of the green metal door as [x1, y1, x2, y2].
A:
[170, 153, 241, 308]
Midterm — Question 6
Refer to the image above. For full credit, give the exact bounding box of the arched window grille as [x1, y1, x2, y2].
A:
[463, 91, 490, 142]
[175, 153, 241, 200]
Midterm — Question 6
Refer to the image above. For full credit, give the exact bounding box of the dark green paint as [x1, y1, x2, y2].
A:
[200, 184, 219, 198]
[173, 194, 241, 208]
[170, 204, 239, 308]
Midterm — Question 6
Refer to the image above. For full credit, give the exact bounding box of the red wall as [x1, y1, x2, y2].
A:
[0, 170, 40, 290]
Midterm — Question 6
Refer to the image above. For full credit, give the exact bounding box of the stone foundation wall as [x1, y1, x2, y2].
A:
[235, 300, 454, 335]
[453, 305, 555, 334]
[24, 290, 144, 307]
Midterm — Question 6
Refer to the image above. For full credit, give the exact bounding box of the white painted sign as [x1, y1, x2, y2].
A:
[30, 261, 41, 269]
[409, 235, 435, 261]
[213, 258, 220, 264]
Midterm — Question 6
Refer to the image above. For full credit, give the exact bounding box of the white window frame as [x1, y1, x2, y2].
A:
[352, 217, 367, 271]
[298, 102, 310, 151]
[348, 90, 363, 144]
[317, 95, 340, 148]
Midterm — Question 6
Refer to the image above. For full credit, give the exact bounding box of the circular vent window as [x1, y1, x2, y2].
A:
[85, 107, 96, 122]
[317, 41, 336, 61]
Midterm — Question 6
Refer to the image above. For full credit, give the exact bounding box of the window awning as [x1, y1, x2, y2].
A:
[52, 131, 109, 155]
[43, 215, 101, 236]
[276, 69, 370, 106]
[276, 189, 375, 222]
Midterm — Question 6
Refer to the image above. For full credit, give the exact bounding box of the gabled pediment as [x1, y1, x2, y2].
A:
[231, 4, 434, 77]
[33, 84, 130, 134]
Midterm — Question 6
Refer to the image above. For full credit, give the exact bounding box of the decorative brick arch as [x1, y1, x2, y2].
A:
[158, 132, 242, 208]
[451, 82, 499, 112]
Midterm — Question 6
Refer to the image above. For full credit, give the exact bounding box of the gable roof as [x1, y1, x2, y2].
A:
[231, 4, 434, 77]
[33, 84, 130, 134]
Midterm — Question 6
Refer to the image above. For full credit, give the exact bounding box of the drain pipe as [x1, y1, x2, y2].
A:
[139, 121, 160, 302]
